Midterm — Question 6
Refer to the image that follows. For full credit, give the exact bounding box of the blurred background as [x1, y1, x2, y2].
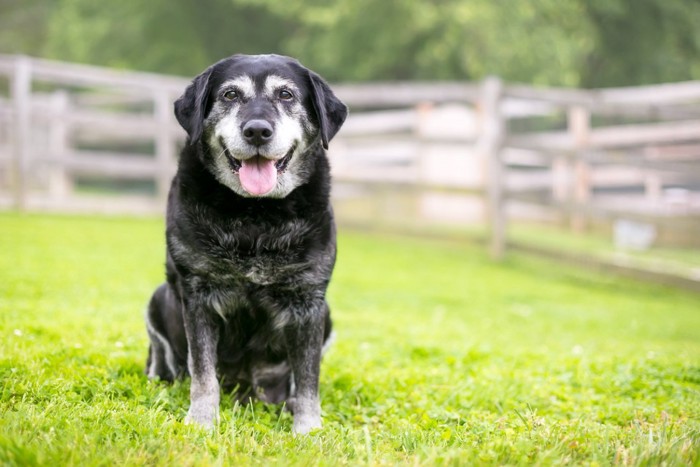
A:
[1, 0, 699, 289]
[4, 0, 700, 85]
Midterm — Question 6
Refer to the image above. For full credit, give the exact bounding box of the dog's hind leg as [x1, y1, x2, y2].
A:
[321, 301, 334, 356]
[146, 327, 176, 381]
[145, 283, 187, 381]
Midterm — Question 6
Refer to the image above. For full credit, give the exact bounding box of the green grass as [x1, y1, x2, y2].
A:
[509, 223, 700, 281]
[1, 212, 699, 466]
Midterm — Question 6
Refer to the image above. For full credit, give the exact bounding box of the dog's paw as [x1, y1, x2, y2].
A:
[292, 414, 322, 435]
[185, 401, 219, 431]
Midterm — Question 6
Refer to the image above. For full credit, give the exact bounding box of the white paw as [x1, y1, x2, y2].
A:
[184, 401, 219, 431]
[293, 414, 322, 435]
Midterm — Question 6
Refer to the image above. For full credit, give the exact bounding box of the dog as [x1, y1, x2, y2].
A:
[144, 54, 347, 434]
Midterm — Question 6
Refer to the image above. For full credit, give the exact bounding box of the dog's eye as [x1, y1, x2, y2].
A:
[278, 89, 294, 101]
[223, 90, 239, 101]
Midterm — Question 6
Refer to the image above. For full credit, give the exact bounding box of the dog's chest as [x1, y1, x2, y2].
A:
[230, 241, 307, 286]
[172, 218, 317, 287]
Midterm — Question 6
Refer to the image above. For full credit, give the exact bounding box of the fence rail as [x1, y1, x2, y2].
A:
[1, 55, 699, 288]
[484, 76, 700, 291]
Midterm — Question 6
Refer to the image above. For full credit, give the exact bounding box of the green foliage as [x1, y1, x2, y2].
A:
[1, 213, 699, 465]
[3, 0, 700, 85]
[39, 0, 293, 76]
[0, 0, 55, 55]
[581, 0, 700, 87]
[239, 0, 593, 85]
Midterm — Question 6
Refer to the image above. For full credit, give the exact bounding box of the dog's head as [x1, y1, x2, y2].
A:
[174, 54, 347, 198]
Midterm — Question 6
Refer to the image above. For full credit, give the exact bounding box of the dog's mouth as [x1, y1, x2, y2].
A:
[221, 140, 297, 196]
[222, 141, 296, 174]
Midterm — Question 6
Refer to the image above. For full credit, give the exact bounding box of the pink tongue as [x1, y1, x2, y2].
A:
[239, 156, 277, 196]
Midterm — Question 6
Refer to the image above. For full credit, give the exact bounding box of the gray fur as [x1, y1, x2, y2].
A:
[145, 54, 347, 434]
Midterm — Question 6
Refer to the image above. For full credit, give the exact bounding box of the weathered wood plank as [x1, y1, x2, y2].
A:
[340, 109, 418, 136]
[334, 81, 481, 108]
[47, 90, 72, 198]
[506, 131, 573, 151]
[477, 76, 506, 259]
[597, 80, 700, 105]
[589, 119, 700, 147]
[507, 119, 700, 151]
[506, 166, 689, 193]
[504, 80, 700, 109]
[50, 151, 169, 179]
[60, 110, 163, 139]
[508, 191, 700, 225]
[154, 89, 176, 200]
[0, 54, 187, 93]
[10, 56, 31, 211]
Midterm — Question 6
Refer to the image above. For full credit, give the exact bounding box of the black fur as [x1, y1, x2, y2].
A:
[145, 54, 347, 432]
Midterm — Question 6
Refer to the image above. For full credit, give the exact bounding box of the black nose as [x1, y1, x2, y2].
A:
[242, 119, 274, 146]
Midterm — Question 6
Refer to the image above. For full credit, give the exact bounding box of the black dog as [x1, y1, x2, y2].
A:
[145, 54, 347, 434]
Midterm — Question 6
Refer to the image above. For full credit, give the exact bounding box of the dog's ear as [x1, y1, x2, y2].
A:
[308, 71, 348, 150]
[174, 66, 215, 143]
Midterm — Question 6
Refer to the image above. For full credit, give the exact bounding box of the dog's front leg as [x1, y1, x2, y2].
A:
[285, 308, 325, 435]
[183, 304, 220, 430]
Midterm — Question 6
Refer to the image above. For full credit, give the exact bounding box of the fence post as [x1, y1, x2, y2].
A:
[551, 157, 569, 221]
[48, 90, 72, 198]
[154, 90, 175, 202]
[415, 101, 433, 226]
[567, 105, 591, 232]
[415, 100, 434, 175]
[11, 56, 31, 211]
[478, 76, 506, 259]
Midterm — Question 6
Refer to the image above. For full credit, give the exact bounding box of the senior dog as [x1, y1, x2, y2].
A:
[144, 54, 347, 434]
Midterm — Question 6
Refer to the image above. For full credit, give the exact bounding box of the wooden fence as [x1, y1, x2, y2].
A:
[482, 77, 700, 290]
[487, 78, 700, 252]
[1, 55, 699, 288]
[0, 55, 186, 214]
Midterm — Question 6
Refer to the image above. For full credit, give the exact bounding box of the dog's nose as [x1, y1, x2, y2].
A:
[242, 120, 274, 146]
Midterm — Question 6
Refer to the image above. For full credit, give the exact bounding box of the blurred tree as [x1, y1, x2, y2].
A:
[236, 0, 593, 85]
[0, 0, 55, 55]
[1, 0, 699, 86]
[41, 0, 294, 76]
[580, 0, 700, 87]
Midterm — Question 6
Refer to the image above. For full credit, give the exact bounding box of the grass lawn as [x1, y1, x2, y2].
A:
[1, 212, 699, 465]
[508, 223, 700, 283]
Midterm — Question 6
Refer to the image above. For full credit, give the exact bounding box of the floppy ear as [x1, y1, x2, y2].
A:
[308, 71, 348, 150]
[174, 66, 214, 143]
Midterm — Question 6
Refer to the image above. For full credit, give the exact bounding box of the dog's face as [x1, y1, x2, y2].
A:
[174, 54, 347, 198]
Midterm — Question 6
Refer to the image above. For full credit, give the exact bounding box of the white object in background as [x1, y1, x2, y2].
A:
[614, 219, 657, 251]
